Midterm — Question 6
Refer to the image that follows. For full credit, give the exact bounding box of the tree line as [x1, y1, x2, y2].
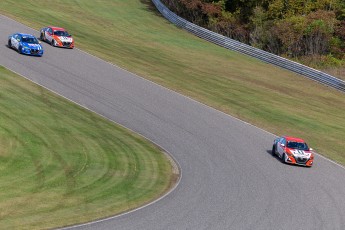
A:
[161, 0, 345, 68]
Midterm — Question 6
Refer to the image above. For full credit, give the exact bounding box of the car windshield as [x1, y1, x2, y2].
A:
[22, 36, 39, 44]
[287, 141, 309, 150]
[54, 30, 70, 36]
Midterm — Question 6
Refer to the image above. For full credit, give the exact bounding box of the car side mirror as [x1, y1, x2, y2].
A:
[281, 144, 285, 147]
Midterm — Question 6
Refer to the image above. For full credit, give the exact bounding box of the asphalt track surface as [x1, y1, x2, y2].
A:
[1, 15, 345, 230]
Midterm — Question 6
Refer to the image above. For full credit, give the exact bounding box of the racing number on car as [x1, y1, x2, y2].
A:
[11, 37, 19, 49]
[277, 143, 284, 157]
[45, 31, 52, 42]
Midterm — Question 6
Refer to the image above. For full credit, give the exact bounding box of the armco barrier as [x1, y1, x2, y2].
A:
[152, 0, 345, 93]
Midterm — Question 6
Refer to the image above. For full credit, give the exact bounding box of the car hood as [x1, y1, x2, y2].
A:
[22, 42, 43, 50]
[287, 148, 311, 157]
[55, 36, 73, 42]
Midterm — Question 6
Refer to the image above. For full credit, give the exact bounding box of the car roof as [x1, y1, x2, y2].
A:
[284, 136, 306, 142]
[49, 26, 66, 31]
[18, 33, 35, 37]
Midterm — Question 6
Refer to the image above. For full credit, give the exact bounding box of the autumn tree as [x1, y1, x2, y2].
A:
[303, 10, 338, 56]
[162, 0, 345, 66]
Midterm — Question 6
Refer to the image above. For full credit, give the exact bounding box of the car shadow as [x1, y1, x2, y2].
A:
[5, 44, 16, 52]
[265, 149, 311, 168]
[5, 44, 43, 57]
[266, 149, 281, 162]
[39, 39, 74, 50]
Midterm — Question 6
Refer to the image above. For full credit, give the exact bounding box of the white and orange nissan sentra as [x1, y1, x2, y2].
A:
[272, 136, 314, 167]
[40, 26, 74, 49]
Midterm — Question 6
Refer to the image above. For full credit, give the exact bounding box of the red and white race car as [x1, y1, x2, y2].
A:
[40, 26, 74, 49]
[272, 136, 314, 167]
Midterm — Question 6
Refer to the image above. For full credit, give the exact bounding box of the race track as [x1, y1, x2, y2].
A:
[1, 15, 345, 230]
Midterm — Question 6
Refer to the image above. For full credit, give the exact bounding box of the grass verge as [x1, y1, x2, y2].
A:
[1, 0, 345, 227]
[0, 66, 176, 229]
[0, 0, 344, 162]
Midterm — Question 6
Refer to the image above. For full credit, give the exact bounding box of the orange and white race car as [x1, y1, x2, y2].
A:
[40, 26, 74, 49]
[272, 136, 314, 167]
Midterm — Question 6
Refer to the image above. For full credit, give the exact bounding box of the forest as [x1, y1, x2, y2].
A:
[161, 0, 345, 70]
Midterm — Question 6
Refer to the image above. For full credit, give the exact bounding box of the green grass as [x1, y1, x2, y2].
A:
[0, 66, 175, 229]
[0, 0, 345, 222]
[1, 1, 344, 161]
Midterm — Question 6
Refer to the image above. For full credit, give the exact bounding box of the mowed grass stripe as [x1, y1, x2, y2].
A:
[0, 66, 174, 229]
[1, 0, 344, 164]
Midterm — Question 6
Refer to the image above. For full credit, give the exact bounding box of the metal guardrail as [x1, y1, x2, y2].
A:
[152, 0, 345, 93]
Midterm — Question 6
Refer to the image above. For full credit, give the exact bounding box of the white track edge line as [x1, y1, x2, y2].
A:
[75, 49, 345, 171]
[2, 66, 182, 229]
[2, 11, 345, 225]
[2, 12, 344, 171]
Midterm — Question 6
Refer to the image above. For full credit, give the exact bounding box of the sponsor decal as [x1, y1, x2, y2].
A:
[22, 43, 42, 50]
[58, 36, 72, 42]
[291, 149, 310, 157]
[27, 44, 39, 48]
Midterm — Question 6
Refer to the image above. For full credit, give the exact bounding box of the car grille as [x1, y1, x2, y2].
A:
[296, 157, 308, 164]
[62, 42, 71, 47]
[30, 49, 40, 54]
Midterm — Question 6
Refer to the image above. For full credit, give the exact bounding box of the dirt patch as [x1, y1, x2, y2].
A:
[163, 151, 181, 191]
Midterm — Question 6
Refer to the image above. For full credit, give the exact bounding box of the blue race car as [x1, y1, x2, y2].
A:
[8, 33, 44, 56]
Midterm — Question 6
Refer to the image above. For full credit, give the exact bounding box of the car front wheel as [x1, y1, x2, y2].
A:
[8, 40, 12, 48]
[281, 153, 286, 163]
[272, 145, 276, 156]
[40, 33, 44, 41]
